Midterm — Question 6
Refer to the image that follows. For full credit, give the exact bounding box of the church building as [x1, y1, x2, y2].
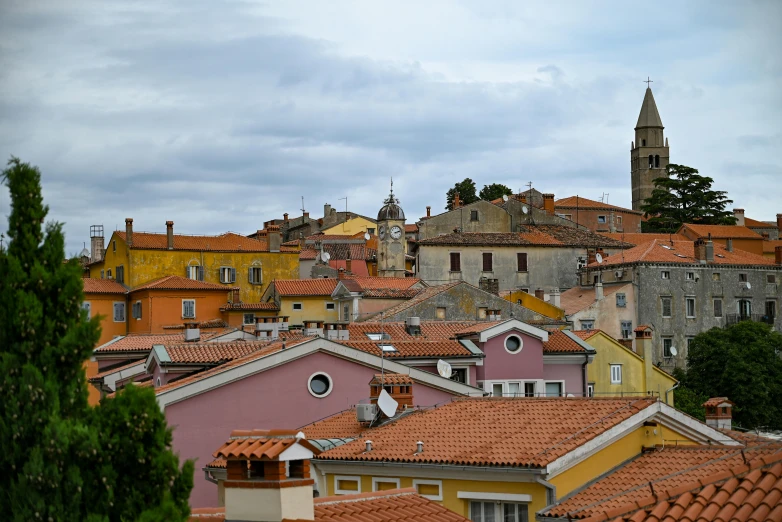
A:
[630, 86, 670, 211]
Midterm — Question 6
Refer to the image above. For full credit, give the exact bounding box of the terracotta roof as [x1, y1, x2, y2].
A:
[598, 233, 689, 246]
[338, 340, 473, 358]
[345, 276, 421, 291]
[545, 445, 782, 520]
[330, 259, 370, 277]
[88, 359, 145, 382]
[82, 278, 127, 294]
[371, 373, 413, 385]
[763, 239, 782, 254]
[301, 408, 367, 440]
[743, 217, 777, 229]
[205, 458, 226, 469]
[361, 288, 420, 299]
[213, 429, 320, 460]
[579, 452, 782, 522]
[318, 397, 658, 467]
[543, 330, 591, 353]
[679, 224, 763, 240]
[634, 325, 652, 332]
[703, 397, 734, 408]
[162, 340, 288, 365]
[220, 302, 280, 311]
[306, 488, 470, 522]
[417, 225, 631, 249]
[358, 282, 463, 320]
[347, 320, 485, 341]
[130, 275, 235, 292]
[452, 321, 503, 335]
[116, 231, 297, 252]
[93, 331, 228, 354]
[555, 196, 641, 214]
[585, 240, 775, 268]
[559, 284, 630, 316]
[161, 318, 228, 330]
[272, 279, 339, 296]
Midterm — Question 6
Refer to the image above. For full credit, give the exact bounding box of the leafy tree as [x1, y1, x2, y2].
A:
[0, 157, 193, 521]
[675, 321, 782, 430]
[445, 178, 479, 210]
[670, 371, 708, 421]
[641, 164, 736, 232]
[479, 183, 513, 202]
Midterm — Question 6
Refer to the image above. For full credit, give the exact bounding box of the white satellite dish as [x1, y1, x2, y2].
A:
[377, 389, 399, 417]
[321, 251, 331, 263]
[521, 206, 529, 215]
[364, 232, 371, 241]
[437, 359, 452, 379]
[595, 253, 603, 264]
[502, 195, 509, 202]
[670, 346, 678, 357]
[745, 282, 751, 290]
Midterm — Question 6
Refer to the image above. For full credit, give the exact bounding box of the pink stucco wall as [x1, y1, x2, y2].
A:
[543, 361, 587, 396]
[476, 330, 544, 381]
[164, 351, 459, 508]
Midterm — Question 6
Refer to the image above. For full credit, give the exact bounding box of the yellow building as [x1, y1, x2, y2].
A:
[308, 396, 737, 520]
[321, 215, 377, 236]
[503, 290, 566, 321]
[87, 220, 299, 302]
[580, 327, 677, 404]
[261, 279, 340, 326]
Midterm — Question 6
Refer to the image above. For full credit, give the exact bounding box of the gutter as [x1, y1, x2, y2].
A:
[203, 468, 218, 485]
[536, 476, 558, 507]
[311, 459, 545, 476]
[665, 381, 680, 405]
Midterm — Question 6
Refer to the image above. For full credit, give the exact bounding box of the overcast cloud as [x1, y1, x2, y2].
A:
[1, 0, 780, 254]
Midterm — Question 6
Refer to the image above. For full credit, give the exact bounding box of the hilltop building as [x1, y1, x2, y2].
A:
[631, 86, 670, 211]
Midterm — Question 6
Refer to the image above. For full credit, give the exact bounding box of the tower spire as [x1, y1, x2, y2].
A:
[636, 85, 663, 129]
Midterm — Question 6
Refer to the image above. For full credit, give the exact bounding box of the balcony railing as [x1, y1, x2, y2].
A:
[725, 313, 775, 326]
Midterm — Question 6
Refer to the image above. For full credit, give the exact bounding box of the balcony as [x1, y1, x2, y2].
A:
[725, 314, 775, 327]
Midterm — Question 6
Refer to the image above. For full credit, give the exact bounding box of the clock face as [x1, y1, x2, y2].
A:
[390, 225, 402, 240]
[378, 225, 386, 240]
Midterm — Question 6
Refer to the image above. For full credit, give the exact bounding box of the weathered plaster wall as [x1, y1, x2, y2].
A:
[127, 290, 229, 333]
[568, 283, 636, 341]
[417, 200, 511, 240]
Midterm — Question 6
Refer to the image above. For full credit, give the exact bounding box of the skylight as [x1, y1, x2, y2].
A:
[366, 333, 390, 341]
[379, 344, 398, 353]
[661, 245, 673, 250]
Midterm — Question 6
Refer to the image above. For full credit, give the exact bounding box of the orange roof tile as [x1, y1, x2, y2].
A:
[370, 373, 413, 385]
[307, 488, 470, 522]
[93, 331, 229, 353]
[559, 284, 629, 315]
[404, 224, 418, 233]
[577, 452, 782, 522]
[213, 429, 320, 460]
[161, 318, 229, 330]
[330, 259, 370, 277]
[130, 275, 235, 292]
[679, 224, 763, 240]
[543, 444, 782, 519]
[338, 340, 473, 358]
[348, 320, 498, 341]
[344, 276, 421, 291]
[116, 231, 297, 252]
[763, 239, 782, 254]
[417, 226, 632, 249]
[703, 397, 734, 408]
[585, 240, 775, 268]
[163, 339, 295, 365]
[555, 196, 641, 214]
[82, 278, 127, 294]
[452, 321, 503, 335]
[543, 330, 591, 353]
[220, 302, 280, 311]
[318, 397, 658, 468]
[272, 279, 339, 296]
[598, 233, 689, 245]
[743, 216, 777, 229]
[188, 507, 226, 521]
[358, 282, 464, 320]
[301, 408, 367, 440]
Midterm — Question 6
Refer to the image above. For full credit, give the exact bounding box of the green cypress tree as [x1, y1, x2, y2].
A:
[0, 157, 193, 521]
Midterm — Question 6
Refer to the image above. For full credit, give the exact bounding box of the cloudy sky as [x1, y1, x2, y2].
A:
[1, 0, 780, 254]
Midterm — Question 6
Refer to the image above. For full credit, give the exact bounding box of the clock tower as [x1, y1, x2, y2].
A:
[377, 183, 407, 278]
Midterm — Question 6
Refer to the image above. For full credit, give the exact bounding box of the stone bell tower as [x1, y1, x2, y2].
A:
[631, 84, 670, 211]
[377, 181, 407, 278]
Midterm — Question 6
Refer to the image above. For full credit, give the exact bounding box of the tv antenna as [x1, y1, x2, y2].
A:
[338, 196, 348, 231]
[300, 196, 306, 214]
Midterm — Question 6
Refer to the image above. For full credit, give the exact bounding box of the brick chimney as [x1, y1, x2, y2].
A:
[268, 225, 281, 253]
[534, 288, 545, 301]
[166, 221, 174, 250]
[777, 213, 782, 232]
[733, 208, 745, 226]
[426, 206, 431, 218]
[337, 267, 345, 280]
[215, 429, 320, 522]
[775, 246, 782, 266]
[694, 238, 707, 264]
[635, 325, 654, 397]
[283, 213, 289, 223]
[453, 193, 461, 209]
[703, 397, 734, 430]
[125, 218, 133, 247]
[370, 373, 413, 413]
[543, 193, 555, 215]
[345, 257, 352, 274]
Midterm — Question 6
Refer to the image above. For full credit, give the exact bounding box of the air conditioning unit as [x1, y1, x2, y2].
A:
[356, 403, 377, 423]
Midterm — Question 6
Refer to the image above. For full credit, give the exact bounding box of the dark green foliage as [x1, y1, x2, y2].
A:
[670, 370, 707, 421]
[0, 158, 193, 521]
[675, 322, 782, 430]
[445, 178, 479, 210]
[478, 183, 513, 202]
[641, 164, 737, 232]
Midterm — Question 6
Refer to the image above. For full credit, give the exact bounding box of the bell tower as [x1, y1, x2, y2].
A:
[631, 83, 670, 211]
[377, 181, 407, 278]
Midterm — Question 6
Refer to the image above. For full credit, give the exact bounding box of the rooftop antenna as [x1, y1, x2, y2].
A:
[338, 196, 348, 231]
[300, 196, 306, 214]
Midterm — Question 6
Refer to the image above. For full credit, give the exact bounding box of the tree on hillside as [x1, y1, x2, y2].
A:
[674, 321, 782, 430]
[0, 157, 193, 521]
[445, 178, 479, 210]
[479, 183, 513, 202]
[641, 164, 736, 232]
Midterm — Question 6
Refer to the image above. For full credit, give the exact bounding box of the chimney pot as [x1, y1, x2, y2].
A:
[543, 193, 555, 215]
[338, 268, 345, 280]
[346, 257, 352, 274]
[732, 208, 745, 226]
[776, 213, 782, 232]
[166, 221, 174, 250]
[284, 213, 289, 223]
[416, 441, 424, 454]
[125, 218, 133, 247]
[595, 280, 604, 301]
[726, 238, 733, 252]
[775, 246, 782, 266]
[365, 440, 372, 452]
[268, 224, 281, 253]
[426, 205, 431, 218]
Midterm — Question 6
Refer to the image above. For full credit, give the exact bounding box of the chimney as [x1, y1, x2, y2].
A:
[777, 213, 782, 232]
[370, 373, 413, 413]
[345, 257, 352, 274]
[694, 238, 707, 264]
[595, 280, 604, 301]
[230, 288, 240, 304]
[534, 288, 545, 301]
[337, 267, 345, 280]
[426, 206, 431, 218]
[216, 429, 319, 522]
[705, 239, 714, 263]
[166, 221, 174, 250]
[635, 326, 654, 397]
[733, 208, 745, 226]
[405, 316, 421, 336]
[551, 287, 561, 308]
[453, 193, 461, 209]
[90, 225, 105, 263]
[303, 211, 310, 220]
[268, 225, 281, 253]
[726, 238, 733, 252]
[543, 193, 555, 215]
[775, 246, 782, 266]
[125, 218, 133, 247]
[324, 203, 331, 218]
[283, 213, 289, 223]
[520, 194, 527, 204]
[184, 322, 200, 342]
[703, 398, 734, 430]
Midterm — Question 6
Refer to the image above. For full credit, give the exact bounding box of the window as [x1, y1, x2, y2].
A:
[182, 299, 195, 319]
[81, 302, 91, 319]
[616, 216, 623, 226]
[739, 299, 752, 317]
[367, 227, 375, 235]
[292, 303, 303, 311]
[243, 313, 255, 325]
[686, 297, 696, 318]
[687, 337, 694, 351]
[563, 214, 572, 220]
[482, 252, 493, 272]
[587, 384, 595, 397]
[661, 296, 672, 317]
[186, 265, 204, 281]
[621, 321, 632, 339]
[655, 154, 660, 168]
[766, 300, 776, 320]
[478, 307, 488, 319]
[449, 252, 461, 272]
[616, 293, 626, 307]
[450, 368, 467, 383]
[685, 272, 694, 281]
[648, 154, 654, 168]
[412, 480, 442, 501]
[492, 383, 503, 397]
[768, 274, 777, 284]
[116, 265, 124, 284]
[470, 501, 529, 522]
[325, 302, 336, 311]
[308, 372, 333, 398]
[661, 271, 670, 279]
[517, 253, 528, 272]
[248, 266, 263, 285]
[334, 475, 361, 495]
[366, 332, 391, 341]
[436, 307, 446, 319]
[577, 256, 587, 270]
[100, 269, 104, 279]
[610, 365, 622, 384]
[524, 382, 536, 397]
[713, 272, 721, 281]
[504, 335, 523, 354]
[107, 268, 112, 279]
[372, 478, 400, 492]
[714, 299, 723, 318]
[545, 382, 563, 397]
[597, 215, 607, 224]
[219, 267, 236, 284]
[470, 210, 479, 221]
[663, 338, 674, 358]
[508, 382, 520, 397]
[642, 139, 646, 146]
[132, 301, 142, 320]
[739, 273, 748, 282]
[112, 240, 116, 252]
[113, 302, 125, 322]
[580, 320, 595, 330]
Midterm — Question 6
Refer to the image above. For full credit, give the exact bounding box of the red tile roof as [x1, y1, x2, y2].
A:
[346, 276, 421, 291]
[116, 231, 297, 252]
[301, 408, 367, 440]
[703, 397, 734, 408]
[598, 233, 689, 245]
[318, 397, 658, 467]
[339, 339, 473, 358]
[763, 239, 782, 254]
[161, 318, 229, 330]
[743, 217, 777, 229]
[358, 282, 463, 320]
[330, 259, 370, 277]
[163, 340, 290, 365]
[585, 240, 775, 268]
[452, 321, 503, 335]
[578, 452, 782, 522]
[213, 429, 320, 460]
[82, 278, 127, 294]
[272, 279, 339, 296]
[679, 224, 763, 240]
[220, 302, 280, 311]
[555, 196, 641, 215]
[347, 320, 485, 341]
[404, 224, 418, 233]
[543, 330, 591, 353]
[370, 373, 413, 385]
[130, 275, 235, 292]
[417, 225, 632, 248]
[307, 488, 470, 522]
[93, 331, 228, 353]
[559, 284, 630, 315]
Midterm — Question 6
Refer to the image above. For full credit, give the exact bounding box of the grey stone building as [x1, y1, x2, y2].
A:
[577, 238, 782, 369]
[631, 86, 670, 211]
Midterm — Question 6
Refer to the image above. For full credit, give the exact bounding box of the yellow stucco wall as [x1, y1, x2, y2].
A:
[278, 296, 339, 326]
[322, 216, 377, 236]
[504, 291, 565, 320]
[89, 233, 299, 302]
[585, 332, 677, 404]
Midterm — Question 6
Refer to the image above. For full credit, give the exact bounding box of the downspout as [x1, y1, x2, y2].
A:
[536, 475, 557, 507]
[665, 381, 680, 406]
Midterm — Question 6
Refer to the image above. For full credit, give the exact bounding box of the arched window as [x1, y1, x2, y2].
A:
[648, 155, 654, 168]
[642, 139, 646, 146]
[655, 155, 660, 168]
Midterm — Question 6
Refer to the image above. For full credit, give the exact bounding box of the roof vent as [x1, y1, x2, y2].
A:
[405, 316, 421, 336]
[365, 440, 373, 452]
[416, 441, 424, 454]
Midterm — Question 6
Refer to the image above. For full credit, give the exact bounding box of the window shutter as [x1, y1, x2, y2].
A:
[482, 253, 492, 272]
[450, 253, 460, 272]
[231, 268, 236, 283]
[198, 266, 204, 281]
[517, 253, 528, 272]
[249, 267, 254, 284]
[219, 268, 226, 283]
[186, 266, 191, 279]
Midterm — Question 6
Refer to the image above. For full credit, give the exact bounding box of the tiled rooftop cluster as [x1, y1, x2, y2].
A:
[416, 225, 632, 248]
[586, 240, 774, 268]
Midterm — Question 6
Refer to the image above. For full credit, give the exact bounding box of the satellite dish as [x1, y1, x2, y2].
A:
[377, 389, 398, 417]
[502, 195, 509, 202]
[670, 346, 678, 357]
[364, 232, 371, 241]
[437, 359, 452, 379]
[746, 282, 751, 290]
[522, 206, 529, 215]
[321, 251, 331, 262]
[595, 253, 603, 264]
[566, 393, 575, 397]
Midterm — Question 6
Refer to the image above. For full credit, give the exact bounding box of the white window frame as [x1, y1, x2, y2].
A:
[182, 299, 196, 319]
[334, 475, 362, 495]
[597, 215, 607, 224]
[484, 380, 541, 397]
[685, 297, 696, 318]
[113, 301, 125, 322]
[610, 364, 622, 384]
[371, 477, 401, 492]
[663, 337, 674, 358]
[412, 479, 443, 501]
[661, 271, 670, 279]
[587, 384, 595, 397]
[82, 301, 91, 319]
[325, 302, 336, 311]
[292, 302, 303, 311]
[544, 380, 565, 397]
[504, 334, 523, 354]
[620, 320, 632, 339]
[243, 313, 255, 325]
[307, 372, 333, 398]
[661, 296, 672, 318]
[616, 293, 626, 308]
[685, 272, 695, 281]
[580, 319, 595, 330]
[132, 300, 142, 320]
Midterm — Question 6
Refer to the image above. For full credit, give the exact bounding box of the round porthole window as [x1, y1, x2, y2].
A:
[505, 335, 523, 354]
[308, 372, 333, 398]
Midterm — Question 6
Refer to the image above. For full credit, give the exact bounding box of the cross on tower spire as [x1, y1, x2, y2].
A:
[644, 76, 653, 88]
